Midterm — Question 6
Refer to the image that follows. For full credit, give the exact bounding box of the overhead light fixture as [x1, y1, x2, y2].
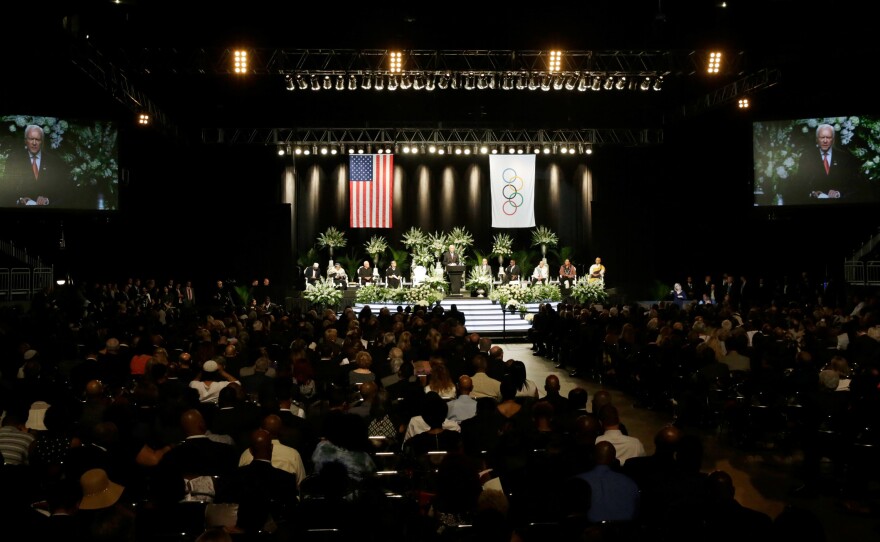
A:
[233, 49, 248, 74]
[591, 76, 602, 91]
[387, 75, 399, 91]
[480, 145, 488, 154]
[450, 74, 459, 90]
[502, 74, 513, 90]
[137, 113, 150, 126]
[348, 147, 355, 154]
[411, 146, 420, 154]
[491, 148, 498, 154]
[277, 146, 285, 156]
[331, 146, 338, 155]
[357, 147, 364, 154]
[603, 76, 614, 90]
[285, 75, 295, 91]
[476, 74, 488, 90]
[540, 75, 551, 91]
[454, 147, 462, 155]
[400, 74, 412, 90]
[576, 75, 588, 91]
[464, 74, 475, 90]
[516, 147, 523, 154]
[374, 74, 385, 90]
[320, 146, 329, 155]
[438, 147, 446, 155]
[543, 146, 551, 154]
[586, 145, 593, 155]
[311, 75, 320, 91]
[412, 74, 424, 90]
[640, 77, 651, 91]
[653, 77, 663, 91]
[529, 76, 539, 91]
[508, 147, 516, 154]
[402, 145, 411, 154]
[428, 144, 437, 154]
[294, 146, 302, 155]
[438, 74, 450, 90]
[553, 75, 564, 90]
[303, 147, 311, 156]
[348, 74, 358, 90]
[389, 51, 403, 73]
[335, 76, 345, 90]
[548, 50, 562, 72]
[323, 76, 332, 90]
[425, 74, 436, 91]
[516, 74, 526, 90]
[708, 51, 722, 74]
[738, 97, 750, 109]
[296, 75, 308, 90]
[615, 76, 627, 90]
[564, 75, 577, 91]
[488, 74, 497, 89]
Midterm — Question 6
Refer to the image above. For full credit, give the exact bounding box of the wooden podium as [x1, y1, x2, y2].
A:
[446, 265, 466, 297]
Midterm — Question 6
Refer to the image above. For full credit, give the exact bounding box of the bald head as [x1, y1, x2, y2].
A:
[594, 441, 618, 466]
[489, 345, 503, 360]
[85, 380, 104, 398]
[574, 413, 602, 438]
[545, 375, 561, 393]
[359, 381, 378, 401]
[458, 375, 474, 395]
[707, 470, 736, 501]
[181, 409, 207, 437]
[224, 345, 237, 357]
[261, 414, 283, 437]
[592, 390, 613, 412]
[654, 425, 682, 454]
[250, 429, 273, 461]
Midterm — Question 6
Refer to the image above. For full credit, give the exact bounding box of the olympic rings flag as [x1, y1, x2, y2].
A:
[489, 154, 536, 228]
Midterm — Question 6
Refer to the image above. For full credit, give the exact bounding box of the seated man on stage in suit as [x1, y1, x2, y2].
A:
[357, 261, 375, 286]
[330, 263, 348, 289]
[442, 244, 460, 267]
[304, 263, 321, 286]
[385, 261, 401, 288]
[531, 259, 550, 285]
[502, 259, 521, 284]
[477, 258, 493, 277]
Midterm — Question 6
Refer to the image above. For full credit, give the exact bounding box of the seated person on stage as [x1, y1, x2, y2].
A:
[588, 257, 606, 282]
[357, 261, 375, 286]
[330, 263, 348, 289]
[304, 262, 321, 286]
[531, 259, 549, 285]
[559, 259, 577, 288]
[385, 261, 401, 288]
[502, 258, 521, 284]
[478, 258, 492, 277]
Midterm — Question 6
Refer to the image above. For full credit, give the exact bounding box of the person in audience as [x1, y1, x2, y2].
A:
[574, 441, 640, 523]
[446, 375, 478, 423]
[594, 405, 645, 465]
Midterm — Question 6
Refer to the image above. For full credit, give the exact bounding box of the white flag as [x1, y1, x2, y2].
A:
[489, 154, 536, 228]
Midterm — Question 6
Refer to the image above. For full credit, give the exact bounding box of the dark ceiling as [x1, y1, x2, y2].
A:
[6, 0, 877, 139]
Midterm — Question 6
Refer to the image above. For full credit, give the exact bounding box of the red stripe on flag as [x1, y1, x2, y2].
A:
[350, 154, 393, 228]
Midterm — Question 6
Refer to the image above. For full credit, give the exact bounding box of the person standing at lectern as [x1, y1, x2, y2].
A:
[385, 261, 401, 288]
[357, 261, 374, 286]
[442, 244, 460, 267]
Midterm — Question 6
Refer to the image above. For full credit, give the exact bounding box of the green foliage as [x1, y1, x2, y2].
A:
[531, 226, 559, 248]
[356, 284, 388, 304]
[303, 278, 343, 306]
[387, 246, 410, 277]
[491, 233, 514, 256]
[465, 268, 493, 291]
[364, 235, 389, 266]
[317, 227, 347, 250]
[528, 283, 562, 302]
[401, 227, 427, 249]
[335, 248, 361, 279]
[296, 247, 319, 268]
[571, 277, 609, 305]
[548, 246, 576, 266]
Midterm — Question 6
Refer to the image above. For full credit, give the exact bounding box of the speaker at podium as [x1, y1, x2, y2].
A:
[446, 265, 466, 297]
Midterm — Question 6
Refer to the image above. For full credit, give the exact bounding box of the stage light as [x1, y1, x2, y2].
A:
[358, 147, 364, 154]
[568, 145, 576, 154]
[411, 146, 420, 154]
[438, 74, 450, 90]
[543, 146, 550, 154]
[488, 74, 497, 89]
[586, 145, 593, 155]
[402, 145, 411, 153]
[233, 49, 248, 74]
[653, 77, 663, 91]
[387, 75, 399, 91]
[412, 74, 424, 90]
[528, 76, 539, 91]
[320, 146, 329, 155]
[450, 74, 459, 90]
[389, 51, 403, 73]
[297, 75, 308, 90]
[516, 74, 526, 90]
[425, 74, 436, 91]
[480, 145, 488, 154]
[463, 147, 471, 155]
[508, 147, 516, 154]
[464, 74, 475, 90]
[361, 75, 372, 90]
[311, 75, 320, 91]
[447, 145, 453, 154]
[500, 145, 505, 154]
[615, 76, 626, 90]
[348, 74, 357, 90]
[137, 113, 150, 125]
[454, 147, 462, 155]
[591, 76, 601, 91]
[564, 75, 577, 90]
[331, 146, 338, 155]
[553, 75, 564, 90]
[738, 97, 750, 109]
[516, 147, 523, 154]
[502, 74, 513, 90]
[438, 147, 446, 155]
[294, 146, 302, 155]
[640, 77, 651, 91]
[540, 75, 551, 91]
[277, 146, 285, 156]
[577, 75, 588, 91]
[285, 75, 295, 91]
[560, 147, 568, 154]
[708, 51, 722, 74]
[334, 76, 344, 90]
[348, 147, 355, 154]
[491, 148, 498, 154]
[476, 74, 488, 90]
[374, 75, 385, 90]
[604, 76, 614, 90]
[303, 147, 311, 156]
[323, 76, 332, 90]
[548, 50, 562, 72]
[400, 74, 412, 89]
[429, 144, 437, 154]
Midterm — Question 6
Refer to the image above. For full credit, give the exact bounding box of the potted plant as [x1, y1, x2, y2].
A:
[506, 298, 520, 314]
[465, 268, 493, 297]
[448, 226, 474, 262]
[303, 277, 343, 312]
[491, 233, 514, 267]
[518, 304, 529, 319]
[427, 231, 448, 267]
[364, 235, 389, 270]
[317, 227, 347, 259]
[531, 226, 558, 257]
[571, 276, 609, 306]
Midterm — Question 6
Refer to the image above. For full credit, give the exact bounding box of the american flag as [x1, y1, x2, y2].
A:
[349, 154, 394, 228]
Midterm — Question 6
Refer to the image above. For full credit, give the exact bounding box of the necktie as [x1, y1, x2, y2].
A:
[823, 153, 830, 175]
[32, 155, 39, 179]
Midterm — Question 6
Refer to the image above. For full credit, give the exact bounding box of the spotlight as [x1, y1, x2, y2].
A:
[464, 74, 475, 90]
[738, 97, 750, 109]
[277, 147, 285, 156]
[425, 74, 436, 91]
[491, 148, 498, 154]
[411, 146, 420, 155]
[455, 147, 462, 155]
[603, 76, 614, 90]
[438, 74, 450, 90]
[516, 74, 526, 90]
[586, 145, 593, 155]
[708, 51, 722, 74]
[297, 75, 308, 90]
[377, 148, 384, 154]
[548, 50, 562, 72]
[502, 74, 513, 90]
[508, 147, 516, 154]
[320, 147, 329, 155]
[311, 75, 320, 91]
[640, 77, 651, 91]
[389, 51, 403, 73]
[516, 147, 523, 154]
[400, 75, 412, 89]
[438, 147, 446, 155]
[534, 147, 541, 154]
[553, 75, 564, 90]
[137, 113, 150, 125]
[331, 147, 338, 155]
[591, 76, 601, 91]
[560, 147, 568, 154]
[357, 147, 364, 154]
[564, 76, 577, 90]
[387, 146, 394, 154]
[233, 49, 248, 74]
[577, 75, 588, 91]
[540, 75, 551, 91]
[323, 76, 332, 90]
[543, 146, 551, 154]
[402, 145, 411, 154]
[615, 76, 626, 90]
[348, 74, 358, 90]
[294, 146, 303, 155]
[348, 147, 355, 154]
[528, 76, 539, 91]
[412, 74, 424, 90]
[387, 75, 399, 91]
[285, 75, 295, 91]
[476, 74, 488, 90]
[361, 75, 372, 89]
[450, 74, 459, 90]
[303, 147, 311, 156]
[652, 78, 663, 91]
[480, 145, 488, 154]
[568, 145, 576, 154]
[463, 148, 471, 155]
[374, 75, 385, 90]
[428, 144, 437, 154]
[488, 74, 497, 89]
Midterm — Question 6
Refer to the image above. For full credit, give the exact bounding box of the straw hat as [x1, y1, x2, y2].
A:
[79, 468, 125, 510]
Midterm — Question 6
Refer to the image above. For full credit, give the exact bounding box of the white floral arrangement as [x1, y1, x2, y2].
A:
[448, 226, 474, 259]
[303, 277, 343, 306]
[491, 233, 514, 257]
[355, 284, 388, 304]
[401, 226, 427, 249]
[490, 284, 529, 306]
[531, 226, 559, 248]
[364, 235, 389, 258]
[571, 276, 609, 305]
[524, 313, 535, 323]
[506, 299, 520, 311]
[427, 231, 449, 258]
[465, 268, 493, 291]
[317, 227, 347, 250]
[406, 284, 444, 305]
[529, 283, 562, 302]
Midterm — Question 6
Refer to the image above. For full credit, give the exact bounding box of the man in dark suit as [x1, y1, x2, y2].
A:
[385, 260, 401, 288]
[502, 258, 521, 284]
[784, 123, 866, 204]
[357, 261, 375, 285]
[4, 124, 72, 207]
[304, 263, 321, 286]
[442, 244, 460, 266]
